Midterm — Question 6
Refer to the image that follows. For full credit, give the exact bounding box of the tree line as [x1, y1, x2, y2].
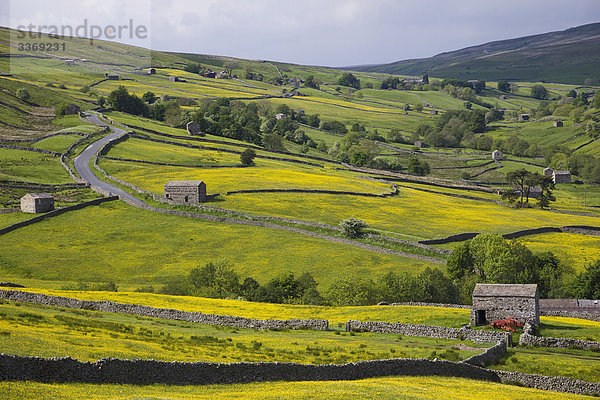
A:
[153, 234, 600, 306]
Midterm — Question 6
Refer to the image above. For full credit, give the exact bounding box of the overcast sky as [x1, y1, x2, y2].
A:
[2, 0, 599, 66]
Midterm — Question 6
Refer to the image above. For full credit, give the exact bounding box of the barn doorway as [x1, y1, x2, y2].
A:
[475, 310, 486, 326]
[184, 196, 189, 203]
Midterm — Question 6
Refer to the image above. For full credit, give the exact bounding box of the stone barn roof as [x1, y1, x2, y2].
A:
[553, 170, 570, 176]
[22, 193, 54, 199]
[164, 181, 204, 187]
[473, 283, 538, 298]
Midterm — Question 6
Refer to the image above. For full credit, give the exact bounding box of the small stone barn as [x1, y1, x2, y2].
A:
[553, 120, 563, 127]
[20, 193, 54, 213]
[148, 68, 156, 74]
[492, 150, 503, 160]
[543, 167, 553, 176]
[186, 121, 201, 135]
[64, 104, 80, 115]
[164, 181, 206, 204]
[471, 284, 540, 326]
[553, 170, 571, 184]
[519, 114, 530, 121]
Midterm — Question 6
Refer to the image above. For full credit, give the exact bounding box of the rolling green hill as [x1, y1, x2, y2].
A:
[349, 23, 600, 85]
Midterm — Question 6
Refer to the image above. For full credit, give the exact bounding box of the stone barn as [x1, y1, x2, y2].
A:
[20, 193, 54, 213]
[543, 167, 553, 176]
[64, 104, 80, 115]
[148, 68, 156, 74]
[553, 120, 563, 127]
[492, 150, 503, 160]
[164, 181, 206, 204]
[186, 121, 201, 135]
[519, 114, 530, 121]
[553, 170, 571, 184]
[471, 284, 540, 326]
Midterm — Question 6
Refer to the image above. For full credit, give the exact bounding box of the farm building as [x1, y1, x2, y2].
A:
[203, 70, 216, 78]
[492, 150, 503, 160]
[20, 193, 54, 213]
[471, 283, 540, 326]
[553, 120, 563, 127]
[64, 104, 80, 115]
[169, 76, 179, 82]
[430, 109, 438, 115]
[148, 68, 156, 74]
[186, 121, 201, 135]
[65, 59, 74, 66]
[105, 74, 119, 80]
[414, 141, 423, 148]
[519, 114, 530, 121]
[543, 167, 553, 176]
[164, 181, 206, 204]
[275, 113, 285, 120]
[553, 170, 571, 184]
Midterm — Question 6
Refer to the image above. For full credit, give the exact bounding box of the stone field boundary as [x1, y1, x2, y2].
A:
[2, 291, 600, 394]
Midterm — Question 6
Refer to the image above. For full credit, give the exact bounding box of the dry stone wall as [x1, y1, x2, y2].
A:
[347, 320, 511, 345]
[496, 370, 600, 396]
[0, 131, 86, 144]
[519, 332, 600, 351]
[462, 341, 507, 367]
[0, 290, 328, 331]
[128, 134, 324, 167]
[0, 144, 61, 156]
[0, 354, 500, 385]
[542, 310, 600, 322]
[387, 302, 470, 309]
[225, 186, 397, 198]
[2, 353, 598, 395]
[101, 156, 246, 169]
[0, 180, 88, 191]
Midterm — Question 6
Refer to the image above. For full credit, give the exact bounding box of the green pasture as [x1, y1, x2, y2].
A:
[98, 156, 386, 195]
[492, 346, 600, 383]
[31, 134, 83, 153]
[0, 211, 32, 228]
[517, 233, 600, 272]
[0, 201, 438, 288]
[0, 148, 72, 184]
[0, 300, 485, 364]
[540, 316, 600, 342]
[96, 154, 600, 240]
[7, 288, 471, 327]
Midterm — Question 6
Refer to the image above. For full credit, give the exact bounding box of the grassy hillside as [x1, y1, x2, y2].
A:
[350, 23, 600, 85]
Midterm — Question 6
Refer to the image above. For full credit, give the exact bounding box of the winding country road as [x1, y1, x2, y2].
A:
[73, 114, 144, 205]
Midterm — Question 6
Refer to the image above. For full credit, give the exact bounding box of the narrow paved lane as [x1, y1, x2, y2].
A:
[73, 114, 145, 205]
